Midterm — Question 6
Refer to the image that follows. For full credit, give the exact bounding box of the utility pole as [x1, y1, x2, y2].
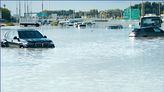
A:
[30, 1, 32, 17]
[159, 2, 161, 16]
[16, 2, 18, 15]
[19, 0, 21, 23]
[16, 1, 18, 22]
[27, 0, 29, 17]
[0, 0, 1, 19]
[130, 1, 132, 20]
[41, 0, 44, 26]
[23, 1, 25, 17]
[42, 0, 43, 12]
[141, 0, 144, 16]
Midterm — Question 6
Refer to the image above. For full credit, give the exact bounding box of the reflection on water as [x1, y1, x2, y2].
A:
[1, 26, 164, 92]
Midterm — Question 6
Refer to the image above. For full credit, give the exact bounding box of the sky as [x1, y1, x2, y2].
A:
[1, 1, 163, 16]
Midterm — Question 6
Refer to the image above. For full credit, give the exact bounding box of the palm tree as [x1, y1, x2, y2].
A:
[3, 4, 6, 8]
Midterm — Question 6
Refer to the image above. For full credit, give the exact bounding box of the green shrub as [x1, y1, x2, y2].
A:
[51, 20, 59, 26]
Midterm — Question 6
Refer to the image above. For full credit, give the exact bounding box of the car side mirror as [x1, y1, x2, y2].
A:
[13, 36, 18, 39]
[43, 35, 47, 38]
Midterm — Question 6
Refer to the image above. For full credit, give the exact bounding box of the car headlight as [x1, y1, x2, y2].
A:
[129, 32, 136, 37]
[22, 41, 28, 45]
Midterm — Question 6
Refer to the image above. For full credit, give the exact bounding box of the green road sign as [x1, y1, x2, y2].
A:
[123, 8, 140, 20]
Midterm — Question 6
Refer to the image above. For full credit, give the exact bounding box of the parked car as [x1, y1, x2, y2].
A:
[106, 24, 123, 29]
[1, 29, 55, 48]
[129, 26, 164, 37]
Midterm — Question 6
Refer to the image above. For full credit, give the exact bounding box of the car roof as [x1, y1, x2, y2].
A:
[4, 29, 37, 36]
[17, 29, 37, 32]
[141, 15, 161, 18]
[134, 26, 157, 30]
[4, 29, 38, 35]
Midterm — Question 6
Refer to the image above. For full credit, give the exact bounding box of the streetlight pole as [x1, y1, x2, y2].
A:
[19, 0, 21, 23]
[141, 0, 144, 16]
[42, 0, 43, 12]
[27, 0, 29, 17]
[130, 1, 132, 20]
[16, 1, 18, 22]
[159, 2, 161, 16]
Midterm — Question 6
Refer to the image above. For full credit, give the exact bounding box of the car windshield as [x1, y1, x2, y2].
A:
[142, 28, 155, 32]
[18, 31, 44, 39]
[132, 29, 140, 32]
[141, 17, 161, 27]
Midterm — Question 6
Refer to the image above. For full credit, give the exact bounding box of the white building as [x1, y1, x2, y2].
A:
[50, 14, 57, 19]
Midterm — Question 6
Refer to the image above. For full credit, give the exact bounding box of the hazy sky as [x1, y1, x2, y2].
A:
[1, 1, 163, 15]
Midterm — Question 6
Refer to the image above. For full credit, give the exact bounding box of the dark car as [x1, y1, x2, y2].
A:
[106, 25, 123, 29]
[129, 26, 164, 37]
[1, 29, 55, 48]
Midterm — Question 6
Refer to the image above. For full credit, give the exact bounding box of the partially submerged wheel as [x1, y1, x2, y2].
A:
[35, 23, 40, 27]
[143, 35, 148, 37]
[19, 45, 24, 48]
[1, 42, 9, 47]
[24, 25, 28, 27]
[1, 42, 5, 47]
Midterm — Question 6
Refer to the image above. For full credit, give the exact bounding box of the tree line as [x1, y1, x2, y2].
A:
[1, 1, 164, 21]
[42, 2, 164, 19]
[131, 2, 164, 15]
[44, 9, 123, 19]
[0, 7, 11, 21]
[0, 7, 16, 22]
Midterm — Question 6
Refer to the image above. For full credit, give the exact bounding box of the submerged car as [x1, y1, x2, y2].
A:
[1, 29, 55, 48]
[129, 26, 164, 37]
[106, 25, 123, 29]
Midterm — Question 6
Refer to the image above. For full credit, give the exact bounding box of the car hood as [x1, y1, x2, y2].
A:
[22, 38, 52, 43]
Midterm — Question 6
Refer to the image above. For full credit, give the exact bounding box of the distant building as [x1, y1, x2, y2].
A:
[123, 8, 140, 20]
[50, 14, 57, 19]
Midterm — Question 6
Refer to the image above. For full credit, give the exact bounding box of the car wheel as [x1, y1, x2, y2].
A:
[1, 42, 9, 47]
[35, 24, 40, 27]
[1, 42, 5, 47]
[143, 35, 148, 37]
[24, 25, 27, 27]
[19, 45, 24, 48]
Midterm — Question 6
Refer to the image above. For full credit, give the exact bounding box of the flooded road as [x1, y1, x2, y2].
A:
[1, 25, 164, 92]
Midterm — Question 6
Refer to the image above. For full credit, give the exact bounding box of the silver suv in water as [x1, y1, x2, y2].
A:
[1, 29, 55, 48]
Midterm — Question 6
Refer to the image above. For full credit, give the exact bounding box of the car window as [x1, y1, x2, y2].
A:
[142, 19, 154, 24]
[142, 28, 155, 32]
[132, 29, 140, 32]
[18, 31, 44, 39]
[141, 17, 161, 27]
[13, 31, 19, 38]
[154, 28, 162, 32]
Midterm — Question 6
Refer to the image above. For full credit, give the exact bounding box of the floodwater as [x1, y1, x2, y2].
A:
[1, 22, 164, 92]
